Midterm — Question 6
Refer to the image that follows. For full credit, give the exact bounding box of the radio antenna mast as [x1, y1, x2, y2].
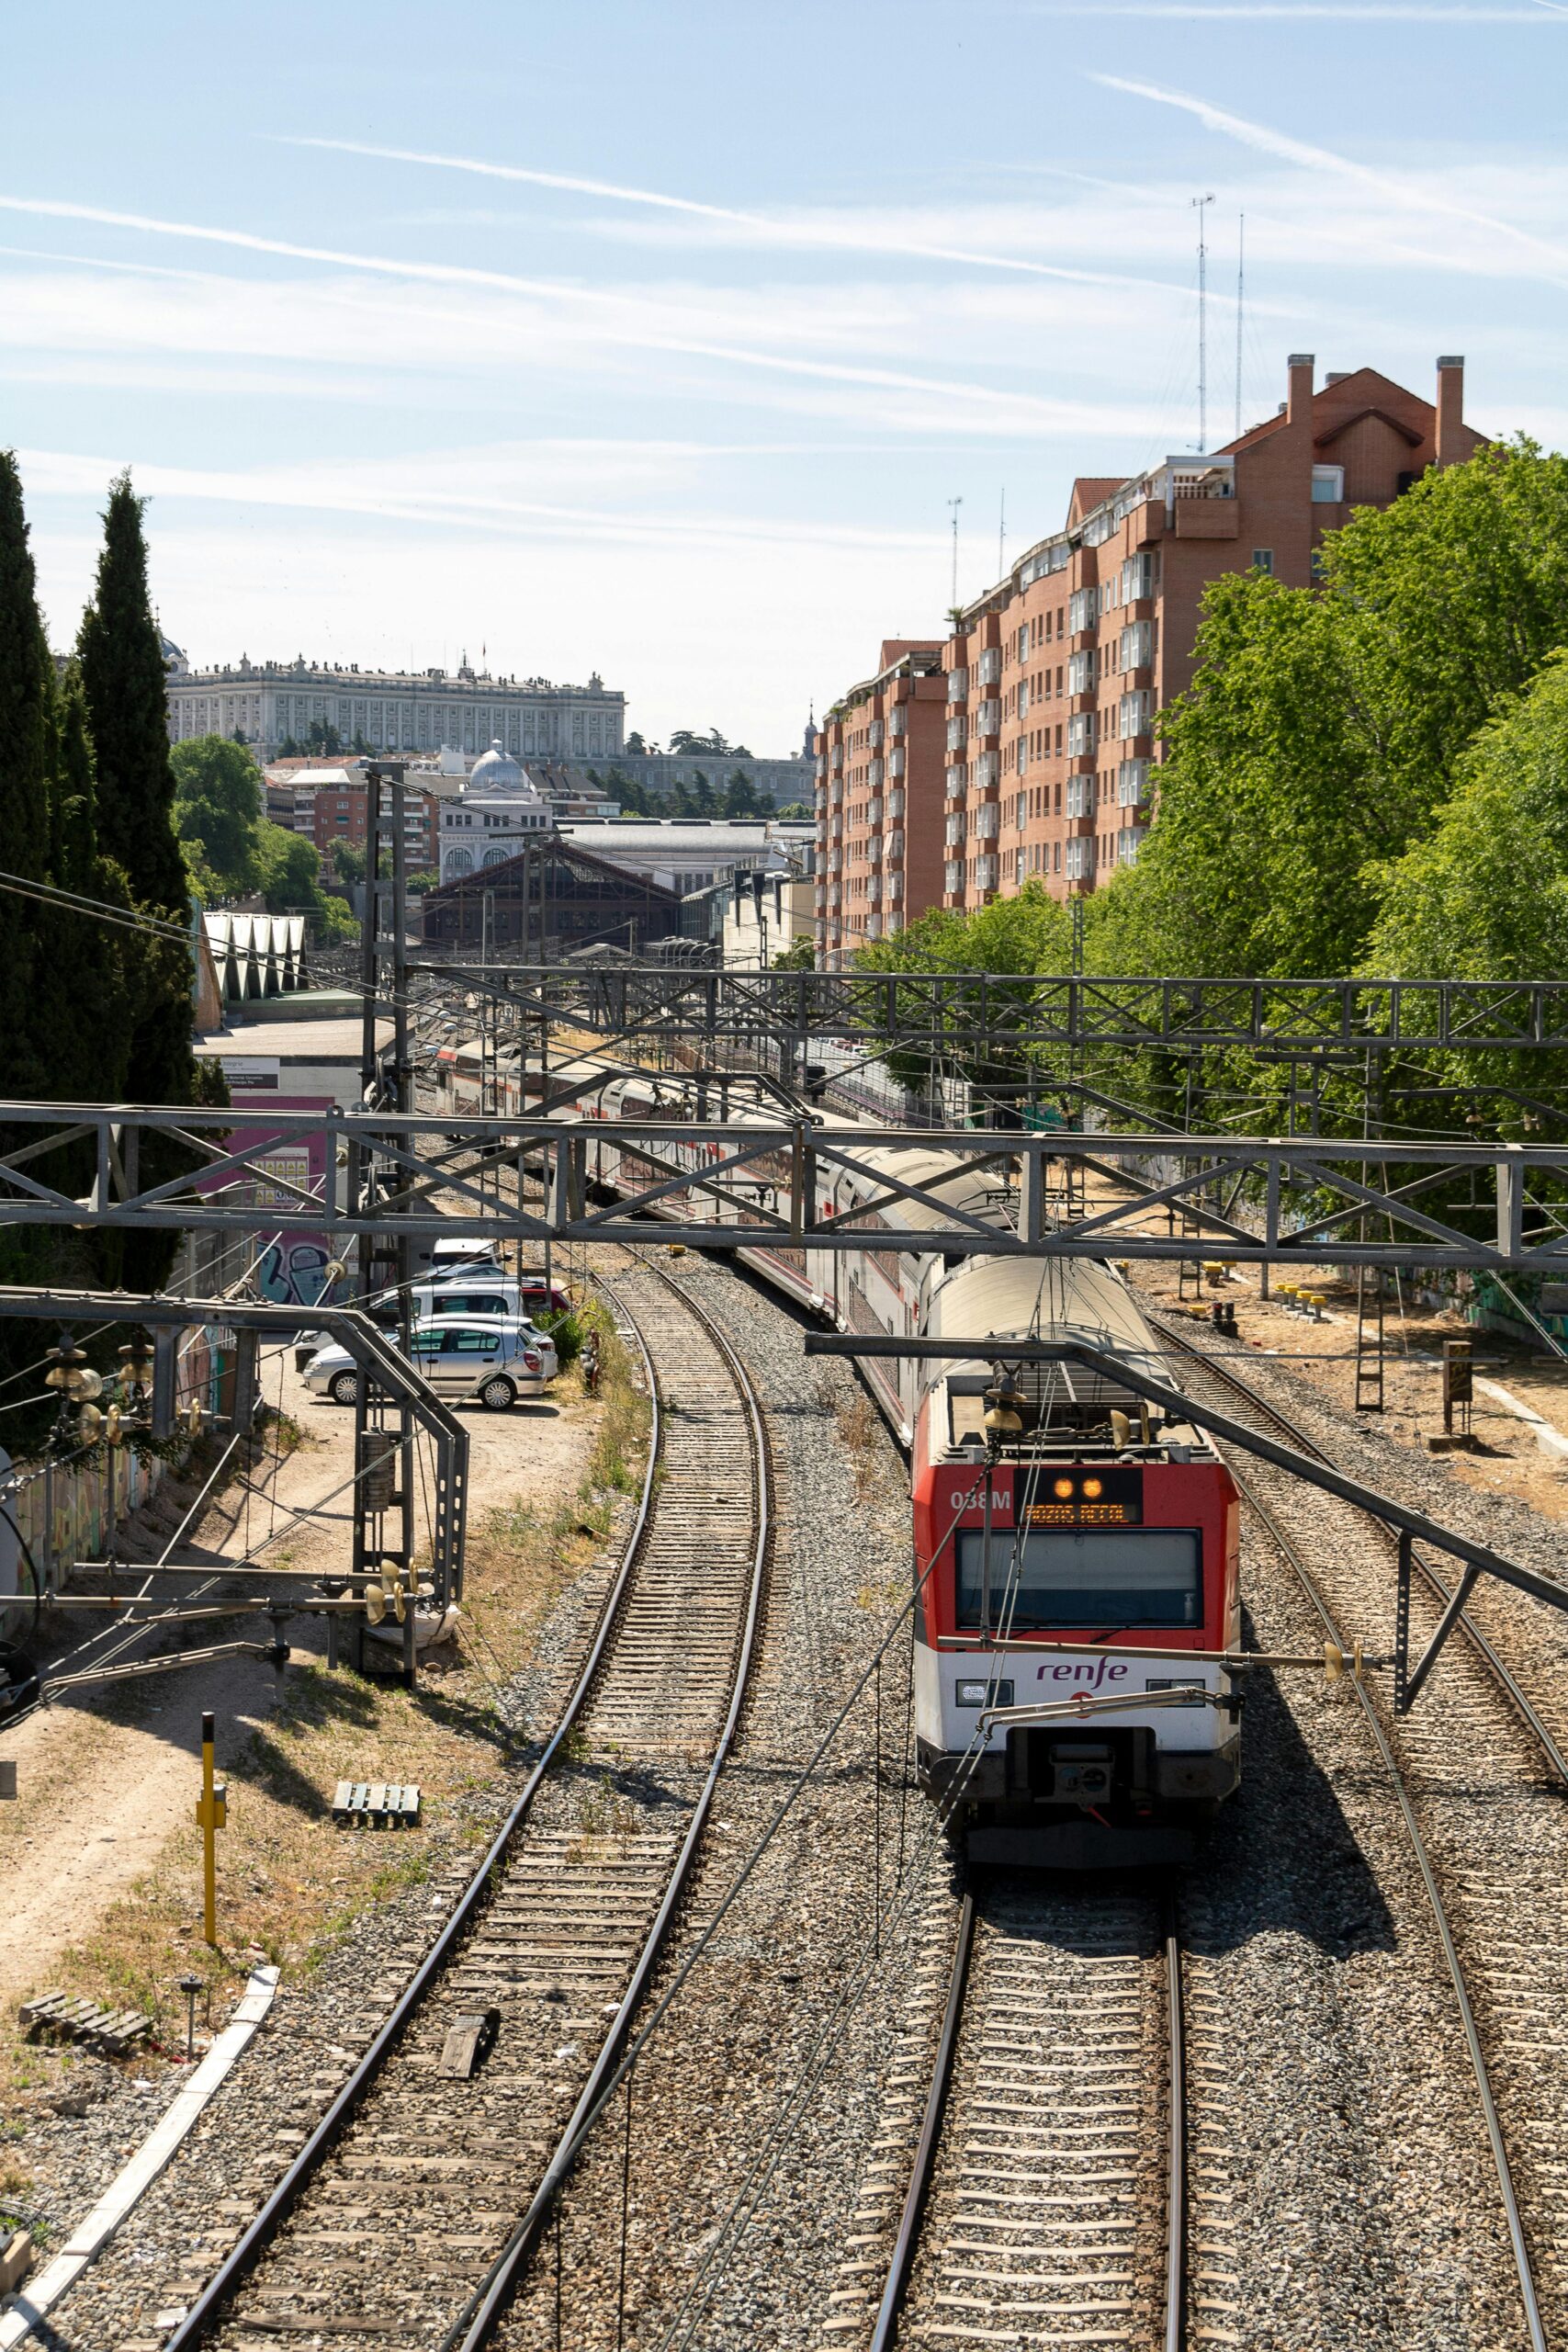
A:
[998, 489, 1007, 578]
[1191, 191, 1214, 451]
[1235, 211, 1246, 442]
[947, 494, 964, 610]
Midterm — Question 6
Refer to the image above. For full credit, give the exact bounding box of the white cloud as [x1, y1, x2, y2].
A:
[1095, 74, 1568, 284]
[1032, 4, 1562, 17]
[277, 134, 1185, 298]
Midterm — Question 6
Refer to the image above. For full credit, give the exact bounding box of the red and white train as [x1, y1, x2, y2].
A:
[436, 1046, 1243, 1864]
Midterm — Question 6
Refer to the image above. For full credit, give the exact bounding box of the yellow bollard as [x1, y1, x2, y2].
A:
[195, 1710, 227, 1949]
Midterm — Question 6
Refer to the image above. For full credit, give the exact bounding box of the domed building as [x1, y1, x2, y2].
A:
[438, 740, 554, 883]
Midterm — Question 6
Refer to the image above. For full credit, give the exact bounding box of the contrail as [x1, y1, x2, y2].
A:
[0, 193, 1097, 418]
[1038, 4, 1560, 17]
[1096, 74, 1568, 279]
[276, 133, 1182, 297]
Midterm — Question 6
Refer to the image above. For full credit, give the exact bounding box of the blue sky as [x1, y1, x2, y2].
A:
[6, 0, 1564, 752]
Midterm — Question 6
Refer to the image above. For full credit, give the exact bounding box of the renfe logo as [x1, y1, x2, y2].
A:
[1038, 1657, 1129, 1689]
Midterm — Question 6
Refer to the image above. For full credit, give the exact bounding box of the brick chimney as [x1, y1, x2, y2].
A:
[1287, 353, 1314, 426]
[1436, 355, 1465, 469]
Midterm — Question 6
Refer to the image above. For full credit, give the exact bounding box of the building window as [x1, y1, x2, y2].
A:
[1252, 548, 1274, 574]
[1312, 465, 1344, 503]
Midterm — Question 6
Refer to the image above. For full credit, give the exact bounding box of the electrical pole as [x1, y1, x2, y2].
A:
[998, 489, 1006, 580]
[1191, 191, 1214, 452]
[947, 495, 963, 611]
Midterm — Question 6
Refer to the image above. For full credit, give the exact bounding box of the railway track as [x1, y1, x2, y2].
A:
[862, 1882, 1186, 2352]
[162, 1257, 770, 2352]
[1156, 1312, 1567, 2352]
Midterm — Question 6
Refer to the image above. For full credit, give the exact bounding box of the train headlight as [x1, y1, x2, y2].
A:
[1081, 1476, 1103, 1499]
[955, 1678, 1013, 1708]
[1052, 1476, 1074, 1499]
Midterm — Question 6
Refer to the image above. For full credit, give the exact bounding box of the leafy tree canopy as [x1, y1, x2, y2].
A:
[1364, 650, 1568, 981]
[1089, 437, 1568, 981]
[172, 733, 263, 896]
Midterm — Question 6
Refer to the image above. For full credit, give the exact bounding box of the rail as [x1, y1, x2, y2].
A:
[161, 1264, 683, 2349]
[1157, 1317, 1549, 2352]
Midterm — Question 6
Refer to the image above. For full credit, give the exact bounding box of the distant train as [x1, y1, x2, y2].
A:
[435, 1045, 1243, 1864]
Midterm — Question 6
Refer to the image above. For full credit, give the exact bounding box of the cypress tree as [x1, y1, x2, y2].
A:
[76, 476, 201, 1287]
[50, 664, 136, 1109]
[0, 449, 55, 1102]
[77, 475, 188, 915]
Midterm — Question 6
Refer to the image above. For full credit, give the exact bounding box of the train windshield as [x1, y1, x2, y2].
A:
[955, 1528, 1201, 1631]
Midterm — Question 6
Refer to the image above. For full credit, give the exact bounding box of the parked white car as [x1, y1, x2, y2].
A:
[303, 1317, 558, 1411]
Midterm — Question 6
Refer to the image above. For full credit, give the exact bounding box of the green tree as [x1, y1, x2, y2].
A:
[1366, 651, 1568, 981]
[1090, 439, 1568, 983]
[0, 449, 56, 1102]
[690, 769, 716, 817]
[773, 933, 814, 969]
[171, 734, 263, 897]
[278, 733, 301, 757]
[625, 729, 647, 755]
[306, 718, 344, 754]
[724, 769, 761, 818]
[856, 884, 1074, 1096]
[255, 820, 356, 938]
[330, 837, 367, 884]
[77, 475, 188, 919]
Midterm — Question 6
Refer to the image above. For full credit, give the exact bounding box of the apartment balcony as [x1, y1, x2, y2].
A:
[888, 789, 904, 819]
[1173, 497, 1238, 540]
[1120, 553, 1157, 603]
[945, 812, 966, 847]
[869, 757, 885, 788]
[889, 747, 906, 778]
[815, 758, 827, 782]
[946, 716, 968, 752]
[945, 768, 967, 800]
[1066, 716, 1098, 761]
[868, 798, 883, 827]
[1066, 651, 1098, 696]
[976, 698, 1001, 739]
[831, 748, 843, 770]
[889, 707, 907, 738]
[828, 850, 842, 874]
[976, 647, 1002, 687]
[1065, 774, 1096, 818]
[829, 885, 842, 908]
[973, 801, 1000, 841]
[972, 749, 999, 791]
[865, 912, 882, 940]
[866, 832, 885, 861]
[976, 854, 998, 892]
[888, 872, 903, 901]
[1119, 623, 1155, 671]
[829, 785, 842, 809]
[944, 859, 964, 894]
[1117, 759, 1151, 808]
[887, 830, 904, 860]
[869, 718, 885, 748]
[868, 874, 883, 903]
[947, 668, 969, 705]
[1118, 824, 1149, 864]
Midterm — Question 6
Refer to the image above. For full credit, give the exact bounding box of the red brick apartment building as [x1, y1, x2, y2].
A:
[814, 355, 1480, 957]
[815, 639, 948, 966]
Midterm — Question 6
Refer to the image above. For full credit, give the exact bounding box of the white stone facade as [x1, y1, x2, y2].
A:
[164, 651, 625, 765]
[438, 743, 554, 884]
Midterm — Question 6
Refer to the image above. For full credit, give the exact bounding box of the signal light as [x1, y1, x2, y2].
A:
[1053, 1476, 1074, 1498]
[1082, 1476, 1103, 1499]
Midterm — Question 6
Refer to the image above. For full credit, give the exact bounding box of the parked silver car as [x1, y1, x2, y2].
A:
[303, 1317, 558, 1411]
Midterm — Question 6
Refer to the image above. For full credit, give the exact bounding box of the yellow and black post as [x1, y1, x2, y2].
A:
[196, 1710, 227, 1948]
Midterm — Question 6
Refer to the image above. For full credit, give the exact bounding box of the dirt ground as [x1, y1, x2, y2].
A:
[1133, 1257, 1568, 1522]
[0, 1309, 642, 2113]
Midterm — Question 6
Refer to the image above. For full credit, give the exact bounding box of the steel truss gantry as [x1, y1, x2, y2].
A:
[413, 961, 1568, 1057]
[5, 1100, 1568, 1271]
[0, 1287, 468, 1619]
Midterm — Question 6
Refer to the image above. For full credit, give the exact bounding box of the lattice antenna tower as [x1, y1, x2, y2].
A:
[1191, 191, 1215, 451]
[1235, 211, 1246, 443]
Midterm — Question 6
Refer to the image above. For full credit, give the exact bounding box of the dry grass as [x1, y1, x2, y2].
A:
[837, 1391, 884, 1500]
[3, 1323, 650, 2118]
